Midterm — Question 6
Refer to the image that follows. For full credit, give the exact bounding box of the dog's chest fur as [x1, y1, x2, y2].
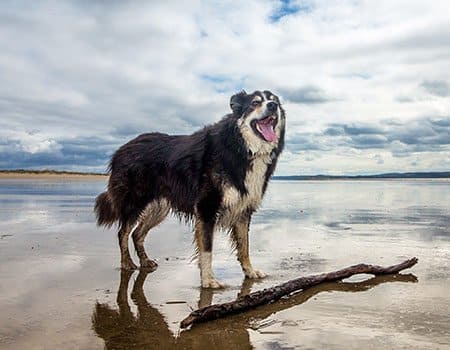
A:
[219, 153, 272, 227]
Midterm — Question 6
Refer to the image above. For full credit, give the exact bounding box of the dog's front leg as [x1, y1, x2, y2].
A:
[232, 216, 266, 279]
[194, 218, 224, 289]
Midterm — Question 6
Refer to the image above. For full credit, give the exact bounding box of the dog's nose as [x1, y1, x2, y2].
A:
[267, 101, 278, 112]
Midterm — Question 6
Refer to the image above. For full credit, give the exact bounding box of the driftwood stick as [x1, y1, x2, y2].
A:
[180, 257, 418, 329]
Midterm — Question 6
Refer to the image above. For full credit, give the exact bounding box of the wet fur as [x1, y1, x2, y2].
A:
[95, 90, 285, 287]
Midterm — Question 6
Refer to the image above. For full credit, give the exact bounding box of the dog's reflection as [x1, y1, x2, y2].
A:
[92, 270, 417, 349]
[93, 270, 253, 349]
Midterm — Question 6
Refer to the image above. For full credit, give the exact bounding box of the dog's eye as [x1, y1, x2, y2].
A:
[251, 100, 261, 107]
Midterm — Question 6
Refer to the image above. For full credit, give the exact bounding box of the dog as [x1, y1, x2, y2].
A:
[95, 90, 285, 288]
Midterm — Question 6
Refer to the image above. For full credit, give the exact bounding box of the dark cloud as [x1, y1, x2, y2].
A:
[286, 133, 329, 152]
[341, 124, 383, 136]
[350, 134, 388, 148]
[395, 95, 415, 103]
[2, 113, 449, 171]
[388, 121, 450, 146]
[373, 154, 384, 164]
[430, 118, 450, 128]
[324, 126, 344, 136]
[280, 86, 331, 104]
[287, 117, 450, 157]
[0, 135, 119, 172]
[420, 80, 450, 97]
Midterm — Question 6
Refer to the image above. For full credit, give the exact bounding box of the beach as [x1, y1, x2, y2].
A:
[0, 177, 449, 349]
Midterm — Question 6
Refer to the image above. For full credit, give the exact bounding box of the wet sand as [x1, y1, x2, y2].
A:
[0, 178, 449, 349]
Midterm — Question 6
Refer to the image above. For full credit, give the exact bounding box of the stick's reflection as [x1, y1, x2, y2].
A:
[92, 270, 417, 349]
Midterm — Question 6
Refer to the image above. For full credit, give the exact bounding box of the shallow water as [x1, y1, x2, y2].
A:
[0, 178, 449, 349]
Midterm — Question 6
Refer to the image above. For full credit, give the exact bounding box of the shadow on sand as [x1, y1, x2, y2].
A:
[92, 270, 417, 349]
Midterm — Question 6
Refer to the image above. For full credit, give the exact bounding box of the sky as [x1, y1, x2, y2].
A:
[0, 0, 449, 175]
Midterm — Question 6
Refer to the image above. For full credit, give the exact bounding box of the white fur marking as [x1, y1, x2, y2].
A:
[199, 252, 223, 288]
[199, 252, 213, 279]
[222, 186, 240, 208]
[138, 199, 170, 226]
[220, 153, 272, 227]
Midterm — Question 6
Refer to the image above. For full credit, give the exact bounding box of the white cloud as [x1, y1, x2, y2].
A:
[0, 130, 62, 154]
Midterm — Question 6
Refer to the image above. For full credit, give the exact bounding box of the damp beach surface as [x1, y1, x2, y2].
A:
[0, 177, 449, 349]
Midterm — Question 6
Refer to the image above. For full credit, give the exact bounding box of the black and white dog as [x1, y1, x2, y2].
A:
[95, 90, 285, 288]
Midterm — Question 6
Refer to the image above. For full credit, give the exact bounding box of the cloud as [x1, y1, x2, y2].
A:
[373, 154, 384, 165]
[395, 95, 415, 103]
[285, 116, 450, 160]
[286, 132, 328, 151]
[279, 86, 331, 104]
[0, 130, 118, 171]
[341, 124, 384, 136]
[420, 80, 450, 97]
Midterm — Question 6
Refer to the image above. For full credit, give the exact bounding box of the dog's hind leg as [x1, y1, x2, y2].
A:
[231, 216, 266, 279]
[132, 200, 170, 270]
[118, 223, 138, 270]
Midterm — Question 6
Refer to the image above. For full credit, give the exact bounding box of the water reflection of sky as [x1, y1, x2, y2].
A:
[0, 179, 449, 349]
[1, 179, 448, 238]
[258, 180, 450, 241]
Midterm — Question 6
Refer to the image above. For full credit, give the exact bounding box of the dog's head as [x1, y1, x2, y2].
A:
[230, 90, 285, 154]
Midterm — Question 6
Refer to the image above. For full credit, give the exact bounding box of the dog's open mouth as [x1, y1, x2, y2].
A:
[254, 115, 278, 142]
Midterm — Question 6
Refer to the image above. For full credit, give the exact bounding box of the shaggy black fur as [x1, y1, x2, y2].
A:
[95, 90, 285, 253]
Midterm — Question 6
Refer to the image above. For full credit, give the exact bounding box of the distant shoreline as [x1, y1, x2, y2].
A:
[0, 170, 449, 180]
[273, 172, 450, 180]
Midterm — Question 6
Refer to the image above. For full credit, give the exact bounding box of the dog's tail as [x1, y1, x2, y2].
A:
[94, 191, 118, 227]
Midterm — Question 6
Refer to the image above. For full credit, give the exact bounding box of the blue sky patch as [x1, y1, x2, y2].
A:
[270, 0, 312, 22]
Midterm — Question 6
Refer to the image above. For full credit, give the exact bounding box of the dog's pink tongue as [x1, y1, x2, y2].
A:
[258, 121, 278, 142]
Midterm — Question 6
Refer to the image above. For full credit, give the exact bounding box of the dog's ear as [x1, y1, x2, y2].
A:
[230, 90, 247, 116]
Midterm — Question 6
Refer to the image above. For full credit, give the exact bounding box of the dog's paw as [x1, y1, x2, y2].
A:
[201, 278, 225, 289]
[245, 269, 267, 279]
[140, 259, 158, 271]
